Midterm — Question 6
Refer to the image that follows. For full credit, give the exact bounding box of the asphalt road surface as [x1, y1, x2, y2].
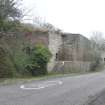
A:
[1, 72, 105, 105]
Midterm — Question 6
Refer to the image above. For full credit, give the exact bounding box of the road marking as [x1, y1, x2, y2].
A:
[20, 80, 63, 90]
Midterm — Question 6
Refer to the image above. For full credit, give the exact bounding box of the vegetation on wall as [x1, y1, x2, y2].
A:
[0, 31, 52, 77]
[25, 45, 52, 76]
[0, 0, 52, 78]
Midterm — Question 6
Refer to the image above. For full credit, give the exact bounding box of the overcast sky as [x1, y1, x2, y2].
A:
[22, 0, 105, 38]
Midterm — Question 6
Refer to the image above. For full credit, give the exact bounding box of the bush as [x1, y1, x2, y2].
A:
[0, 47, 14, 78]
[90, 54, 102, 71]
[25, 44, 52, 76]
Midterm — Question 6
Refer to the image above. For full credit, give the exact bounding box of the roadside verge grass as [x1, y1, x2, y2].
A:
[0, 73, 84, 86]
[0, 69, 104, 86]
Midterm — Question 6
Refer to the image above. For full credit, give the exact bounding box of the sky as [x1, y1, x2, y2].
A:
[22, 0, 105, 38]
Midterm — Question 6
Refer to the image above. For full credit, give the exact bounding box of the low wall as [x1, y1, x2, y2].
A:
[53, 61, 91, 73]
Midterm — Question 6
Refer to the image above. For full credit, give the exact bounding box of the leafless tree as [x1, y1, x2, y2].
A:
[90, 31, 105, 51]
[89, 31, 105, 71]
[0, 0, 22, 21]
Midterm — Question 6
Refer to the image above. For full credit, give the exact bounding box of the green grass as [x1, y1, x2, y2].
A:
[0, 69, 104, 86]
[0, 73, 82, 86]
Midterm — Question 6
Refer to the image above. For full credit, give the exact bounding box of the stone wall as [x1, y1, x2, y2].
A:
[47, 31, 63, 71]
[25, 31, 49, 47]
[53, 61, 91, 73]
[79, 34, 91, 61]
[58, 33, 91, 61]
[25, 30, 93, 73]
[58, 33, 80, 61]
[51, 33, 92, 72]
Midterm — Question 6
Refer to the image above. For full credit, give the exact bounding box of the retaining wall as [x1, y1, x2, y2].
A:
[53, 61, 91, 73]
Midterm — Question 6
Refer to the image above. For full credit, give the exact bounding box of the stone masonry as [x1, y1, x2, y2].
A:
[28, 30, 93, 72]
[48, 32, 92, 72]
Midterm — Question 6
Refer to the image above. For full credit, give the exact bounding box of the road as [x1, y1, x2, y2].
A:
[1, 72, 105, 105]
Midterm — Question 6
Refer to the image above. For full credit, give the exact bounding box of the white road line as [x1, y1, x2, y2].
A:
[20, 85, 45, 90]
[20, 80, 63, 90]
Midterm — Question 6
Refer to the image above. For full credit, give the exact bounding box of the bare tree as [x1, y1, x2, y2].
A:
[89, 31, 105, 71]
[90, 31, 105, 51]
[0, 0, 22, 21]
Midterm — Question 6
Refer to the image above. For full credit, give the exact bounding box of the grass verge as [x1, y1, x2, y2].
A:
[0, 70, 104, 86]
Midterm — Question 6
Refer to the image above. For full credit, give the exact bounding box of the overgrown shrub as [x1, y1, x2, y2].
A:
[90, 53, 102, 71]
[0, 47, 14, 78]
[25, 44, 52, 76]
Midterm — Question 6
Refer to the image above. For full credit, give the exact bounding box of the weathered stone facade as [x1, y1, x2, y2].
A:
[53, 61, 91, 73]
[48, 33, 92, 72]
[25, 31, 49, 47]
[47, 31, 63, 71]
[29, 30, 93, 72]
[57, 33, 91, 61]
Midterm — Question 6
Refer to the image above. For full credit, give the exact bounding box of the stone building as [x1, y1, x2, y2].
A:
[48, 32, 92, 73]
[27, 30, 93, 73]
